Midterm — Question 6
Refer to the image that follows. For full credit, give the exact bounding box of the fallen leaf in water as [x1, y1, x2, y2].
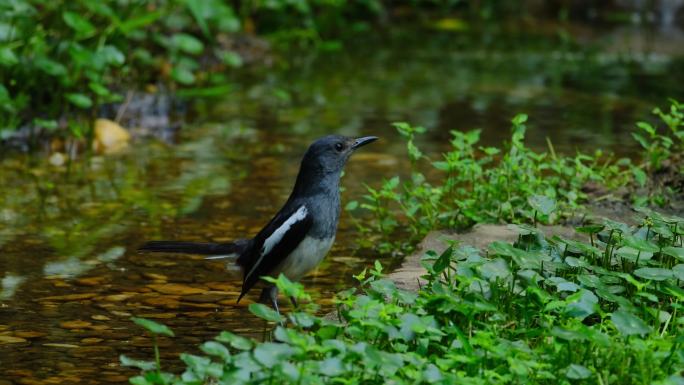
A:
[92, 118, 130, 154]
[39, 293, 97, 302]
[0, 335, 27, 344]
[148, 283, 205, 295]
[59, 320, 92, 330]
[91, 315, 110, 321]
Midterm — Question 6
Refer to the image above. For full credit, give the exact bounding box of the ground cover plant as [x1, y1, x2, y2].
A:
[348, 100, 683, 252]
[124, 208, 684, 384]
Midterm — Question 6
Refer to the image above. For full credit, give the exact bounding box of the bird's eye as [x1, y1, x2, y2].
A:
[334, 142, 344, 152]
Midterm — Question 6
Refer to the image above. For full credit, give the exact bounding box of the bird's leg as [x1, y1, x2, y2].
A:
[259, 285, 282, 321]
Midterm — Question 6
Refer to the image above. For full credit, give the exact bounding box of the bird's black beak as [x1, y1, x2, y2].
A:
[351, 136, 378, 150]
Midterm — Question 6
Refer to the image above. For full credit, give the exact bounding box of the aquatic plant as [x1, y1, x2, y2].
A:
[124, 209, 684, 384]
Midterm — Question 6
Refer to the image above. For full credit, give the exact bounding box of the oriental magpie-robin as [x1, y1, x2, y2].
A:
[139, 135, 378, 314]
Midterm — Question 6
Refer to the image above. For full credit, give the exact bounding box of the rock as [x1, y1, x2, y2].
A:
[137, 313, 176, 319]
[59, 320, 92, 330]
[13, 331, 47, 339]
[142, 296, 180, 309]
[388, 224, 580, 292]
[43, 343, 79, 348]
[91, 315, 111, 321]
[101, 293, 137, 302]
[80, 338, 103, 344]
[0, 335, 27, 344]
[182, 293, 227, 303]
[48, 152, 66, 167]
[93, 118, 131, 154]
[148, 283, 205, 296]
[142, 272, 168, 281]
[109, 311, 131, 317]
[38, 293, 96, 302]
[75, 277, 107, 286]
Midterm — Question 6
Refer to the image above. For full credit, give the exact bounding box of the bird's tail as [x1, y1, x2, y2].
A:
[138, 239, 249, 260]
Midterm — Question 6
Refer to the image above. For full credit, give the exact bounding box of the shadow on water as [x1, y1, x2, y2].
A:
[1, 22, 684, 383]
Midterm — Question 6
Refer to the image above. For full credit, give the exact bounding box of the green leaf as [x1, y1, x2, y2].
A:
[345, 200, 359, 211]
[215, 331, 253, 350]
[131, 317, 175, 337]
[564, 289, 598, 320]
[672, 264, 684, 281]
[62, 11, 95, 38]
[528, 195, 556, 216]
[663, 247, 684, 261]
[0, 47, 18, 66]
[65, 93, 93, 109]
[99, 45, 125, 66]
[171, 33, 204, 55]
[34, 57, 67, 77]
[88, 82, 110, 97]
[633, 267, 674, 281]
[171, 67, 195, 85]
[611, 310, 651, 336]
[565, 364, 592, 379]
[200, 341, 231, 361]
[129, 376, 154, 385]
[33, 118, 58, 131]
[248, 303, 284, 323]
[253, 342, 293, 367]
[220, 51, 243, 68]
[120, 354, 156, 371]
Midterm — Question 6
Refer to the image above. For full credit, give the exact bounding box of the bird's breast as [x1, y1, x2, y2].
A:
[274, 236, 335, 282]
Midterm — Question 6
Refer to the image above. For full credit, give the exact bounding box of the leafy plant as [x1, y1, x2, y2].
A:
[125, 210, 684, 384]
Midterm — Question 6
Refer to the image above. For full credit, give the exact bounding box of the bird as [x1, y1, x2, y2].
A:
[139, 134, 378, 315]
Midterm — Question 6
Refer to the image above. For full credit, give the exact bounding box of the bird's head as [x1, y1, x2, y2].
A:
[300, 134, 378, 177]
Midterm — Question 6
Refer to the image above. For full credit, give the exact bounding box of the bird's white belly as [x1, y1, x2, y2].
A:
[275, 236, 334, 281]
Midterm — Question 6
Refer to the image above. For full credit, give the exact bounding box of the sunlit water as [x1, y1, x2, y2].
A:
[1, 23, 684, 383]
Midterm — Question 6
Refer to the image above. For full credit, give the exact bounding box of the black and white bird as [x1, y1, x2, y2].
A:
[139, 135, 378, 314]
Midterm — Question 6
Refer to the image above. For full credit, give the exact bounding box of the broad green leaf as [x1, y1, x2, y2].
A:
[120, 354, 156, 371]
[0, 47, 18, 66]
[565, 364, 592, 379]
[131, 317, 175, 336]
[253, 342, 293, 367]
[220, 51, 243, 68]
[171, 33, 204, 55]
[215, 331, 253, 350]
[62, 11, 95, 38]
[248, 303, 284, 323]
[528, 195, 556, 216]
[663, 247, 684, 261]
[672, 264, 684, 281]
[200, 341, 230, 361]
[611, 310, 651, 336]
[564, 289, 598, 320]
[633, 267, 674, 281]
[171, 67, 195, 85]
[622, 236, 659, 253]
[34, 57, 67, 77]
[65, 93, 93, 109]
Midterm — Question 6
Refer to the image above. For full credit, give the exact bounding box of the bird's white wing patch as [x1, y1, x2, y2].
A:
[245, 205, 308, 281]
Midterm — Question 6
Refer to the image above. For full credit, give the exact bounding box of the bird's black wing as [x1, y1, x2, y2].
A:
[237, 203, 312, 301]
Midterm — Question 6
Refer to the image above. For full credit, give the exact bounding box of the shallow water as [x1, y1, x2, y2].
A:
[1, 22, 684, 384]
